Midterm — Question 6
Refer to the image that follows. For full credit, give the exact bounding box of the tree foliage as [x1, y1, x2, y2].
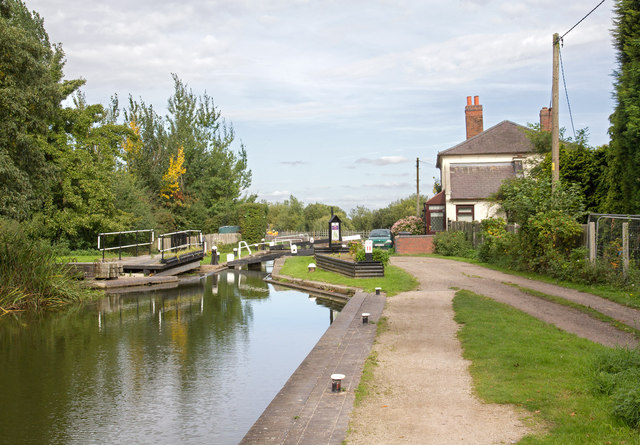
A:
[607, 0, 640, 213]
[0, 0, 67, 220]
[239, 202, 268, 243]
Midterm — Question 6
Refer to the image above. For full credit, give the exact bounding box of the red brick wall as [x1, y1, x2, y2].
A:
[395, 235, 435, 254]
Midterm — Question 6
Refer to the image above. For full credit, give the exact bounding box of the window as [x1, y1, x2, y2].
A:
[456, 205, 474, 222]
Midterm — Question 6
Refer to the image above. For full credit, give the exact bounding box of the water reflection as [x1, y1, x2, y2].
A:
[0, 268, 342, 444]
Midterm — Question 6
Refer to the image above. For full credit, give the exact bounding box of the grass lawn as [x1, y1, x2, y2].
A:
[279, 255, 418, 296]
[454, 289, 639, 443]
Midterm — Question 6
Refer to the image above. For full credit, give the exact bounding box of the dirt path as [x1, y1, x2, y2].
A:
[346, 257, 639, 444]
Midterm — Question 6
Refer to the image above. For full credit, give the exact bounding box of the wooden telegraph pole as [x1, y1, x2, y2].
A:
[551, 33, 560, 189]
[416, 157, 420, 217]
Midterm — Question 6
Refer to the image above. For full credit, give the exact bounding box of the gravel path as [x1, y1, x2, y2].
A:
[346, 256, 639, 444]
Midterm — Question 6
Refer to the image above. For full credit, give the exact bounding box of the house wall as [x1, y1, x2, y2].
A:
[440, 153, 537, 223]
[446, 200, 505, 224]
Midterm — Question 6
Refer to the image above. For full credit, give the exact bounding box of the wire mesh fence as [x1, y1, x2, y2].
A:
[588, 214, 640, 269]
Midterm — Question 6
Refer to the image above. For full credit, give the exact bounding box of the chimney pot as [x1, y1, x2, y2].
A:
[474, 95, 479, 105]
[467, 96, 472, 106]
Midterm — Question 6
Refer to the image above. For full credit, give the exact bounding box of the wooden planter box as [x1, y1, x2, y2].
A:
[314, 253, 384, 278]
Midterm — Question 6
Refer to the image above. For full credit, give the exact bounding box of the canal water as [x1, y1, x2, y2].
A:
[0, 267, 342, 444]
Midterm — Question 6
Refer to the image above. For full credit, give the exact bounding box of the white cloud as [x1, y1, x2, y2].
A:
[356, 156, 409, 166]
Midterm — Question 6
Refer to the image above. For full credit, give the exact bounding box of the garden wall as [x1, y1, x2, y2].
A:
[394, 235, 435, 254]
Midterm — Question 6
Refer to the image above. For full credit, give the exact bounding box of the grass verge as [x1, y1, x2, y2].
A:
[503, 282, 640, 338]
[428, 253, 640, 309]
[453, 289, 639, 443]
[354, 316, 390, 406]
[278, 256, 418, 296]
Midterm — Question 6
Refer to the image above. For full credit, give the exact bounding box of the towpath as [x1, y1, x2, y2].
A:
[346, 256, 639, 444]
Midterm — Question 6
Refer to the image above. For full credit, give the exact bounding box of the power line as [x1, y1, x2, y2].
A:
[560, 0, 606, 41]
[559, 46, 576, 139]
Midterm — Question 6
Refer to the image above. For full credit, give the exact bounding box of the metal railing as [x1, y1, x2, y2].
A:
[157, 230, 204, 261]
[98, 229, 154, 260]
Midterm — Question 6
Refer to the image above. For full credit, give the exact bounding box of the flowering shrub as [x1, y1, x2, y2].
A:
[391, 216, 425, 236]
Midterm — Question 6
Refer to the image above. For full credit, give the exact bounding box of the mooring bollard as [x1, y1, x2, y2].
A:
[211, 247, 218, 265]
[331, 374, 345, 392]
[375, 287, 381, 295]
[362, 313, 370, 324]
[261, 239, 265, 251]
[308, 263, 316, 272]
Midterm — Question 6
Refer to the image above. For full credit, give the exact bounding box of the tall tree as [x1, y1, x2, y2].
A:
[0, 0, 71, 220]
[606, 0, 640, 213]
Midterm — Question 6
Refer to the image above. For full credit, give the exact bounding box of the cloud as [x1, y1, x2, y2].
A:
[260, 190, 291, 199]
[356, 156, 409, 166]
[281, 160, 307, 166]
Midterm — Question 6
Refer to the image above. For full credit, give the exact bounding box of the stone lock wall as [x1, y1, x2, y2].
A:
[394, 235, 435, 255]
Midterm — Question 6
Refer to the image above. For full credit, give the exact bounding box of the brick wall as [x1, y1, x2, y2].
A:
[395, 235, 435, 254]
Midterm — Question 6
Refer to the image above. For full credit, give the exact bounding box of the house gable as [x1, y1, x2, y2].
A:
[436, 120, 533, 168]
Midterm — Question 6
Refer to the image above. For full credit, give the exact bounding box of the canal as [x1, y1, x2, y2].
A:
[0, 267, 342, 444]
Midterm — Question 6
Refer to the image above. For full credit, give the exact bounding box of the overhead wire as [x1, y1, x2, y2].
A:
[560, 0, 605, 40]
[559, 46, 576, 139]
[550, 0, 606, 138]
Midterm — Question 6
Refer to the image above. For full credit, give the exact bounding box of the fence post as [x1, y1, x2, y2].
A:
[623, 222, 630, 276]
[588, 222, 596, 263]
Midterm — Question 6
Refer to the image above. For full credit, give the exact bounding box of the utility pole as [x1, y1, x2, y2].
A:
[416, 157, 420, 217]
[551, 33, 560, 189]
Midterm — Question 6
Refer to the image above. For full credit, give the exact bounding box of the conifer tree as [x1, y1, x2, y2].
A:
[606, 0, 640, 213]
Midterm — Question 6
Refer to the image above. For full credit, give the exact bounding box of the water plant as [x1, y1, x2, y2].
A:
[0, 219, 94, 311]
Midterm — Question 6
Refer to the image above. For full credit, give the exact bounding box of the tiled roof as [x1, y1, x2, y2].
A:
[450, 163, 516, 199]
[437, 120, 533, 168]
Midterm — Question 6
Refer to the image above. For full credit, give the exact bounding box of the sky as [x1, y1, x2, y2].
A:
[26, 0, 616, 213]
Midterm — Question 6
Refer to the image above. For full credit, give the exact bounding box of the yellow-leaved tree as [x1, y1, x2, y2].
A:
[161, 146, 186, 204]
[122, 120, 142, 170]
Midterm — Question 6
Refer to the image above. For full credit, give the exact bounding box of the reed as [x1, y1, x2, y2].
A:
[0, 220, 94, 311]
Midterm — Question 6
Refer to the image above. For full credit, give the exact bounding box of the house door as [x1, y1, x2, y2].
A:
[426, 205, 445, 235]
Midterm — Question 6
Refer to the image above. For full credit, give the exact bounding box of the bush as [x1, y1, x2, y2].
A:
[391, 216, 425, 236]
[355, 247, 390, 266]
[519, 210, 583, 274]
[433, 231, 473, 257]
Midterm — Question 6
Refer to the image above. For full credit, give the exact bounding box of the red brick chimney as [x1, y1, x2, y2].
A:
[465, 96, 483, 139]
[539, 107, 552, 132]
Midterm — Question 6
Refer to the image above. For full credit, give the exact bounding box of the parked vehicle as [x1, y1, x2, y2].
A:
[367, 229, 394, 249]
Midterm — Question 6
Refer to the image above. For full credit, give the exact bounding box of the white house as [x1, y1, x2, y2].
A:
[424, 96, 548, 233]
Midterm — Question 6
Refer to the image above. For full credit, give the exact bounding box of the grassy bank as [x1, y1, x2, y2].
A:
[453, 289, 639, 443]
[426, 253, 640, 310]
[1, 220, 96, 311]
[279, 255, 418, 296]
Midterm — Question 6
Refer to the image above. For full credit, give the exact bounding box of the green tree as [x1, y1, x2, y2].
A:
[606, 0, 640, 213]
[30, 94, 131, 248]
[124, 75, 252, 232]
[371, 194, 428, 229]
[0, 0, 73, 220]
[349, 205, 374, 232]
